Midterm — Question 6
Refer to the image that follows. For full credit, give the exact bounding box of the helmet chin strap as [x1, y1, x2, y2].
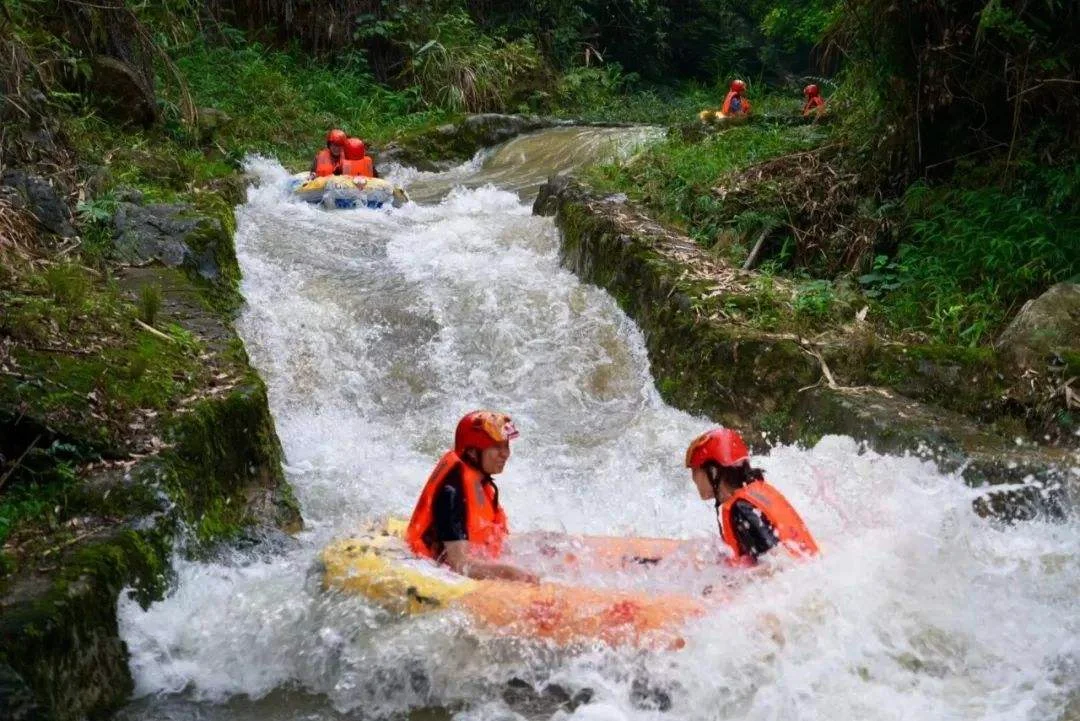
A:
[706, 465, 724, 534]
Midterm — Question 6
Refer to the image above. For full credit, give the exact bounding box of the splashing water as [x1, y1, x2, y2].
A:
[116, 128, 1080, 721]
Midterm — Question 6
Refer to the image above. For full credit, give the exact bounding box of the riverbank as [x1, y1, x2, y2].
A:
[535, 175, 1080, 517]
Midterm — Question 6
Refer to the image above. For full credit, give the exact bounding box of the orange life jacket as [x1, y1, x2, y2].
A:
[340, 156, 375, 178]
[405, 450, 508, 561]
[314, 148, 340, 177]
[721, 91, 751, 116]
[802, 96, 825, 117]
[720, 479, 819, 562]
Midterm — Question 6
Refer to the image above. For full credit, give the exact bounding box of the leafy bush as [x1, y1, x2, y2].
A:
[872, 177, 1080, 344]
[168, 40, 435, 165]
[405, 11, 543, 112]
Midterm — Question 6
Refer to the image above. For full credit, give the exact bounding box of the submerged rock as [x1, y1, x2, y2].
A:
[995, 282, 1080, 369]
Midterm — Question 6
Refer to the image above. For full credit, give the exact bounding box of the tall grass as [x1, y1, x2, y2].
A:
[867, 179, 1080, 344]
[167, 39, 440, 166]
[405, 11, 543, 113]
[588, 118, 827, 251]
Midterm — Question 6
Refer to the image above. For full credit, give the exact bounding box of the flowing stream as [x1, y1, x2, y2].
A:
[115, 128, 1080, 721]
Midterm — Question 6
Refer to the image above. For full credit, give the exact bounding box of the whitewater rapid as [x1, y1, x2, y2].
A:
[115, 129, 1080, 721]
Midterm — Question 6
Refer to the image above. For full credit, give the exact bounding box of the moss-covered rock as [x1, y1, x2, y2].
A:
[378, 114, 637, 170]
[0, 525, 172, 721]
[378, 114, 557, 170]
[995, 282, 1080, 369]
[1, 210, 299, 721]
[536, 176, 1078, 513]
[111, 201, 240, 295]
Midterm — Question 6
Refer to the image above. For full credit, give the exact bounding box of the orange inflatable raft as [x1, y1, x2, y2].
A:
[320, 519, 708, 649]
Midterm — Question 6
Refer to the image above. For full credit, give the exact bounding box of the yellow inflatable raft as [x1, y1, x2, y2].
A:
[288, 173, 408, 210]
[320, 519, 707, 649]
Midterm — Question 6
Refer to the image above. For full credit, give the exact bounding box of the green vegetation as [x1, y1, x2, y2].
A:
[0, 0, 1075, 560]
[589, 118, 830, 250]
[868, 176, 1080, 344]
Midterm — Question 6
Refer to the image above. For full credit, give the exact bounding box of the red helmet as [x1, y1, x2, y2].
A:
[685, 428, 750, 469]
[455, 411, 520, 455]
[326, 128, 347, 146]
[343, 137, 366, 160]
[804, 84, 819, 97]
[730, 79, 746, 93]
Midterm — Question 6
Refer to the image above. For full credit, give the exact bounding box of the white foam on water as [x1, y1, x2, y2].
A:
[116, 134, 1080, 721]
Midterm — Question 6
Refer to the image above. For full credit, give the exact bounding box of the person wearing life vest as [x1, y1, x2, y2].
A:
[340, 137, 376, 178]
[310, 128, 347, 178]
[802, 84, 825, 118]
[721, 79, 752, 116]
[405, 410, 539, 583]
[685, 428, 818, 566]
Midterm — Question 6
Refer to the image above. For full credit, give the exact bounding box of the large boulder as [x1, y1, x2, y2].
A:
[88, 56, 156, 127]
[0, 170, 75, 238]
[995, 283, 1080, 368]
[111, 202, 231, 283]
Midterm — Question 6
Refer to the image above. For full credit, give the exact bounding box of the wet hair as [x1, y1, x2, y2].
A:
[704, 459, 763, 487]
[702, 461, 763, 538]
[703, 460, 764, 510]
[461, 447, 482, 467]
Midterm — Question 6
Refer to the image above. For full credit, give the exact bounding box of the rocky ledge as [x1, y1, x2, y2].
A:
[0, 175, 301, 721]
[376, 113, 639, 171]
[535, 176, 1079, 518]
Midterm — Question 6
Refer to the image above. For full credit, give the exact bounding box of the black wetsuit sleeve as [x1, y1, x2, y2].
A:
[432, 466, 468, 544]
[730, 500, 779, 559]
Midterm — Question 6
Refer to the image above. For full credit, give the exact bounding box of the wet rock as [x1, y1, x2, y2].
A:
[378, 114, 558, 170]
[532, 173, 572, 216]
[630, 677, 673, 712]
[793, 387, 1076, 519]
[111, 202, 230, 282]
[502, 678, 593, 715]
[995, 283, 1080, 368]
[461, 113, 550, 147]
[88, 55, 157, 127]
[0, 170, 76, 237]
[114, 186, 145, 205]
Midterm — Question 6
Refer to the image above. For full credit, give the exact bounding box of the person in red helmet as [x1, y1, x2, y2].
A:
[802, 84, 825, 118]
[685, 428, 818, 566]
[310, 128, 347, 178]
[406, 411, 539, 583]
[340, 137, 376, 178]
[721, 79, 752, 116]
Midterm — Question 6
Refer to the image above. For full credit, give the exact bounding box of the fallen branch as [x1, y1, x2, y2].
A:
[799, 343, 838, 389]
[135, 318, 174, 343]
[0, 434, 42, 491]
[40, 525, 111, 558]
[742, 227, 772, 271]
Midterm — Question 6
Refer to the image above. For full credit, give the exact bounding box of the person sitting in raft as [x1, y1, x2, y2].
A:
[405, 411, 539, 584]
[721, 79, 752, 116]
[310, 128, 347, 178]
[802, 84, 825, 118]
[685, 428, 818, 567]
[340, 137, 376, 178]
